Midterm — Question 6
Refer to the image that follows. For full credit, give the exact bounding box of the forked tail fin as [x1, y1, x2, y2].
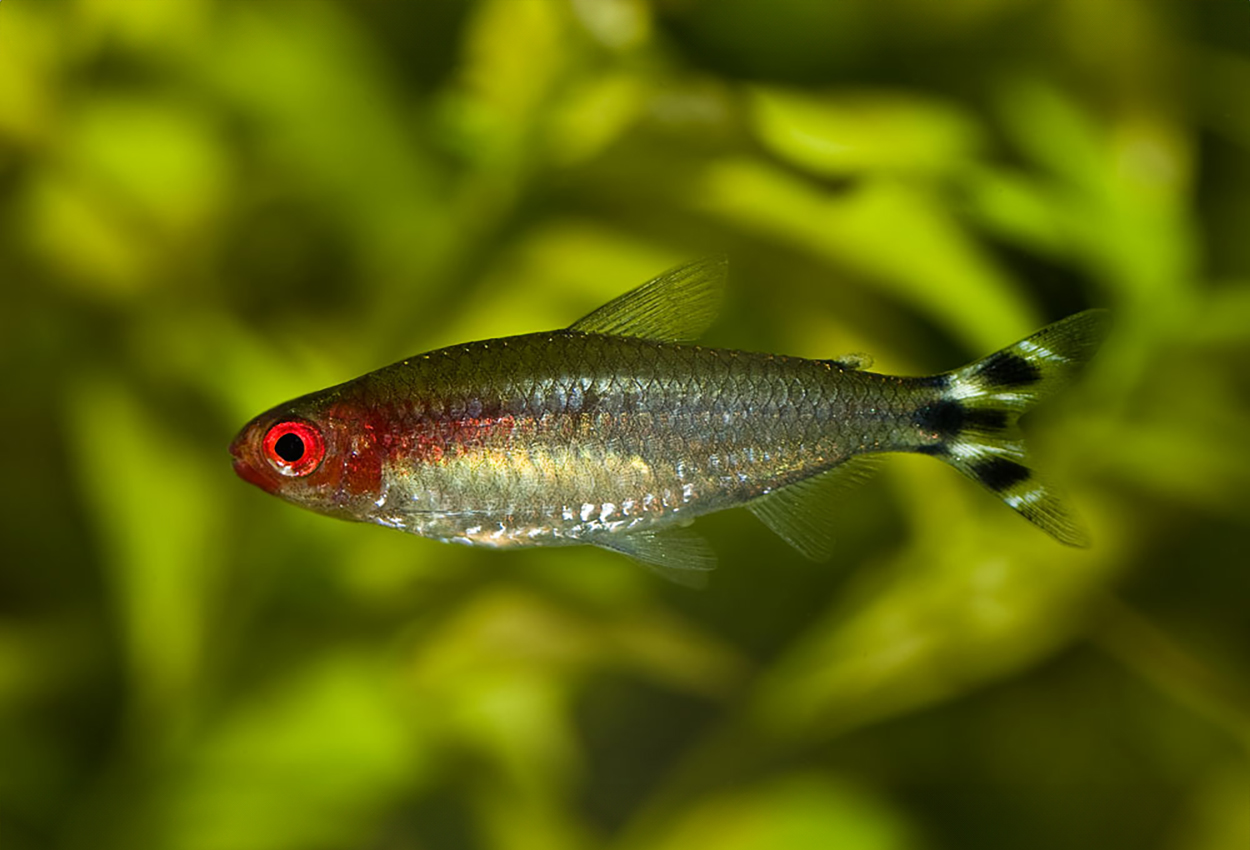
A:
[923, 309, 1111, 545]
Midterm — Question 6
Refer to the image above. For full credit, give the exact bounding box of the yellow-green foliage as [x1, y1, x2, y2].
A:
[2, 1, 1248, 849]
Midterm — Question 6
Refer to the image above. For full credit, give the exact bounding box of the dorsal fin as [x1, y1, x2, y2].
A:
[568, 256, 728, 343]
[746, 459, 877, 561]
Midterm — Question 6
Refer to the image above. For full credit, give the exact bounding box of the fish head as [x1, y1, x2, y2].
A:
[229, 391, 381, 521]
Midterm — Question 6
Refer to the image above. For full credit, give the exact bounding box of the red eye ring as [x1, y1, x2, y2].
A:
[262, 420, 325, 477]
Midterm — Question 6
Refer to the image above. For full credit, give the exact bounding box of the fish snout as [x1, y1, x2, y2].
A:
[229, 421, 281, 493]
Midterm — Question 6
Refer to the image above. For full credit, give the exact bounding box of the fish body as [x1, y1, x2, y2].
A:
[231, 258, 1108, 580]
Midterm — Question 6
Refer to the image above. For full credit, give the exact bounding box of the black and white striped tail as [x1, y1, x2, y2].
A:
[918, 310, 1110, 545]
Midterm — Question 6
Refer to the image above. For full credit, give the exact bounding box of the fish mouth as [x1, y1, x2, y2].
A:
[229, 423, 280, 493]
[232, 456, 270, 489]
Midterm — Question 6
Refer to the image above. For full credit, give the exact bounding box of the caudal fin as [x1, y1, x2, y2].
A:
[923, 310, 1110, 545]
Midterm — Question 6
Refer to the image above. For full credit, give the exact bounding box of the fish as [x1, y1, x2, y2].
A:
[230, 257, 1109, 584]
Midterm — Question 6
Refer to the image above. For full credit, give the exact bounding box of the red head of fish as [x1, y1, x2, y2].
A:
[229, 391, 390, 520]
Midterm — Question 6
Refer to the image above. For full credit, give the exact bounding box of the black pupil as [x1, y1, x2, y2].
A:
[274, 432, 305, 463]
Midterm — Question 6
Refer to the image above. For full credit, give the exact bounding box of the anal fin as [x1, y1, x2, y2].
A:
[746, 459, 876, 561]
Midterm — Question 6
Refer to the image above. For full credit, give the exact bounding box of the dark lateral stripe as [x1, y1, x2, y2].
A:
[914, 401, 1008, 446]
[913, 399, 964, 440]
[977, 351, 1042, 388]
[962, 407, 1008, 431]
[971, 457, 1031, 492]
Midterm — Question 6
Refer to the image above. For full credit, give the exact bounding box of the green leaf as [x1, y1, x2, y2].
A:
[166, 655, 420, 850]
[750, 87, 981, 177]
[66, 378, 223, 724]
[694, 157, 1038, 349]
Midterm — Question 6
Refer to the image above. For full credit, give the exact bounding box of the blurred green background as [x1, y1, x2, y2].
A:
[3, 1, 1250, 848]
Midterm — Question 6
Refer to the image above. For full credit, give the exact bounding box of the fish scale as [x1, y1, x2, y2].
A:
[337, 331, 921, 543]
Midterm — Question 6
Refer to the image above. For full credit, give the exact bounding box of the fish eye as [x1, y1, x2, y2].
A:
[262, 420, 325, 477]
[274, 432, 305, 462]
